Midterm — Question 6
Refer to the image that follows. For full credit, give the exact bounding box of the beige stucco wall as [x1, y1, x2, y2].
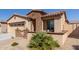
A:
[54, 15, 64, 33]
[69, 24, 79, 32]
[26, 32, 69, 46]
[54, 14, 67, 33]
[53, 14, 77, 45]
[7, 16, 29, 37]
[48, 32, 70, 46]
[58, 14, 73, 34]
[0, 23, 7, 33]
[56, 14, 72, 33]
[63, 22, 79, 35]
[54, 19, 61, 32]
[1, 23, 7, 33]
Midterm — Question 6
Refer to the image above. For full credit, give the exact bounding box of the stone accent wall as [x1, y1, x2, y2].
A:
[27, 11, 43, 32]
[15, 28, 29, 38]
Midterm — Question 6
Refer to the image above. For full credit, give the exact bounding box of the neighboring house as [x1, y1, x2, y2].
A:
[0, 22, 7, 33]
[1, 9, 79, 46]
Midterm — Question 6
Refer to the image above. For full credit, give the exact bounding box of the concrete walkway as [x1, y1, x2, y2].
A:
[59, 28, 79, 50]
[60, 37, 79, 50]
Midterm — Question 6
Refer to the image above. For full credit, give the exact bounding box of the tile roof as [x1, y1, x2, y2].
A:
[42, 11, 65, 17]
[7, 14, 32, 22]
[27, 9, 46, 15]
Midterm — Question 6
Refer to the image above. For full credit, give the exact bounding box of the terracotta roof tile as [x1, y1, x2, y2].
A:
[27, 9, 46, 15]
[42, 11, 65, 17]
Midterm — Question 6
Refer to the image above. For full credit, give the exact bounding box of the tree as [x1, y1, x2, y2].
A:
[28, 32, 60, 50]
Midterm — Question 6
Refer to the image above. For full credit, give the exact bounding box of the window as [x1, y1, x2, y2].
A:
[43, 20, 54, 32]
[47, 20, 54, 32]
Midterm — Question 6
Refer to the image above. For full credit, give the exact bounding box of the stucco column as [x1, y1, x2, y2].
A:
[35, 17, 43, 32]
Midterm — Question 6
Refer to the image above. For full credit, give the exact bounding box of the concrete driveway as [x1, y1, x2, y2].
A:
[61, 37, 79, 50]
[60, 28, 79, 50]
[0, 33, 13, 40]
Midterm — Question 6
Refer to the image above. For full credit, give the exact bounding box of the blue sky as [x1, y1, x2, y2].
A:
[0, 9, 79, 22]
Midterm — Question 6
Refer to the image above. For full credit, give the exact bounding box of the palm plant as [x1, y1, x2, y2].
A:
[28, 32, 60, 50]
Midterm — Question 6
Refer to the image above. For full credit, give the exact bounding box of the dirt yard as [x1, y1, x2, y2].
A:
[0, 37, 30, 50]
[0, 36, 79, 50]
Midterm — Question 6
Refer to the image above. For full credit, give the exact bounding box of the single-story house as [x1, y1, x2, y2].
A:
[1, 9, 79, 46]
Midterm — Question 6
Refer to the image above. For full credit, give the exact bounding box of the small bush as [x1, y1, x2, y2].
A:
[28, 32, 60, 50]
[11, 42, 18, 46]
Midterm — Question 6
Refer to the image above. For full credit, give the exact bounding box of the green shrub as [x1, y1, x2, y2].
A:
[11, 42, 18, 46]
[28, 32, 60, 50]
